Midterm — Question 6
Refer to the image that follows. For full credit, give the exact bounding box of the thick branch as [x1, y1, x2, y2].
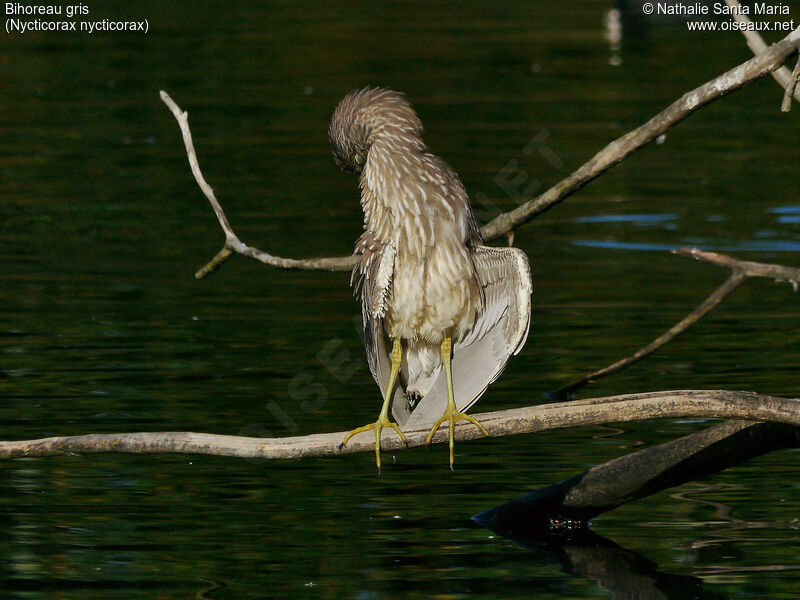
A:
[165, 26, 800, 274]
[474, 419, 800, 534]
[552, 249, 800, 398]
[479, 26, 800, 240]
[1, 390, 799, 460]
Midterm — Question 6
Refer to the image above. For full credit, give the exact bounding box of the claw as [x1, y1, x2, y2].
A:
[426, 333, 490, 468]
[341, 415, 406, 470]
[341, 337, 406, 471]
[426, 409, 488, 468]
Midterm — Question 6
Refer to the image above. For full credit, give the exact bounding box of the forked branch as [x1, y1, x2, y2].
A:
[552, 249, 800, 398]
[162, 26, 800, 276]
[159, 91, 356, 277]
[480, 25, 800, 239]
[724, 0, 800, 109]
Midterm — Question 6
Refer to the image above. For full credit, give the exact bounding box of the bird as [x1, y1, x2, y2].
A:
[329, 87, 532, 469]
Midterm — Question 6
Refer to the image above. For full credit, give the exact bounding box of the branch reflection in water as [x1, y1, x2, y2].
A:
[474, 420, 800, 598]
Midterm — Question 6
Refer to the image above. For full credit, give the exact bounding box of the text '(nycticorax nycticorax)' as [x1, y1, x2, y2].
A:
[329, 88, 532, 469]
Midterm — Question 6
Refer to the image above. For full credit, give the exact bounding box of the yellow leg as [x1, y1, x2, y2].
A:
[426, 334, 489, 468]
[341, 337, 406, 471]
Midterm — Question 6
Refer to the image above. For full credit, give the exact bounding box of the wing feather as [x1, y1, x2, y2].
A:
[398, 245, 532, 428]
[359, 242, 409, 417]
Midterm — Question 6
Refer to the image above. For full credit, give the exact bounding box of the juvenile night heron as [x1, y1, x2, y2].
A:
[330, 88, 532, 469]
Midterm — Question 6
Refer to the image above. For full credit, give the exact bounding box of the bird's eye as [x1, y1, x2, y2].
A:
[354, 153, 365, 166]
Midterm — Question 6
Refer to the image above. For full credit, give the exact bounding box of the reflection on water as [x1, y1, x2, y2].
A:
[473, 420, 800, 598]
[573, 213, 678, 224]
[770, 206, 800, 224]
[573, 205, 800, 251]
[2, 0, 800, 598]
[479, 526, 731, 600]
[573, 239, 800, 251]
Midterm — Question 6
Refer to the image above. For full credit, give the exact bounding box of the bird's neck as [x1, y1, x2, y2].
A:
[359, 134, 426, 240]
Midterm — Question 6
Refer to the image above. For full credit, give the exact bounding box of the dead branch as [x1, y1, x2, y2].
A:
[163, 26, 800, 276]
[478, 25, 800, 240]
[677, 247, 800, 284]
[725, 0, 800, 108]
[2, 390, 799, 461]
[552, 249, 800, 398]
[474, 419, 800, 533]
[782, 55, 800, 112]
[159, 91, 357, 278]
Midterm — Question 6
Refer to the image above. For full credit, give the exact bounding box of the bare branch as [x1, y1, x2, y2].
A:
[675, 247, 800, 284]
[164, 27, 800, 273]
[475, 419, 800, 533]
[1, 390, 799, 460]
[479, 26, 800, 240]
[553, 271, 747, 398]
[553, 249, 800, 398]
[194, 247, 233, 279]
[159, 93, 233, 241]
[782, 55, 800, 112]
[159, 91, 356, 276]
[725, 0, 800, 107]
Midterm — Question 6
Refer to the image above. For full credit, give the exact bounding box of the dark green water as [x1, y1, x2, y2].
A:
[2, 1, 800, 598]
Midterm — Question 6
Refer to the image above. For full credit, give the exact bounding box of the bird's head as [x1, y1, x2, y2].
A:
[329, 87, 424, 175]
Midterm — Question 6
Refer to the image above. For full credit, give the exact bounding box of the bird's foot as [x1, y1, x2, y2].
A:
[340, 415, 407, 472]
[425, 408, 488, 469]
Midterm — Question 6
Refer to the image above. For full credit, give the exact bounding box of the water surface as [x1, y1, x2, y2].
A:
[2, 2, 800, 598]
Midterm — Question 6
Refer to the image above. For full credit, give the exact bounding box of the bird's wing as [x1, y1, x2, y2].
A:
[360, 242, 408, 415]
[398, 245, 532, 429]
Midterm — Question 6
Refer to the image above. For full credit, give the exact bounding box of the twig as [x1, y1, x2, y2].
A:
[725, 0, 800, 107]
[159, 91, 356, 277]
[474, 419, 800, 533]
[552, 249, 800, 398]
[163, 26, 800, 274]
[1, 390, 799, 460]
[782, 55, 800, 112]
[677, 247, 800, 284]
[552, 272, 746, 398]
